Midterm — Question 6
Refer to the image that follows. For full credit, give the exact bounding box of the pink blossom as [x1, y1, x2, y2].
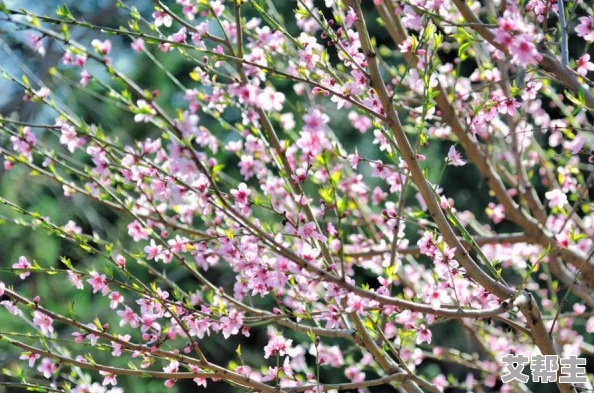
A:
[140, 313, 160, 333]
[76, 71, 89, 90]
[20, 352, 41, 367]
[110, 334, 130, 357]
[37, 358, 58, 379]
[64, 220, 82, 234]
[433, 374, 448, 391]
[131, 38, 145, 52]
[36, 87, 51, 99]
[373, 129, 392, 152]
[68, 271, 84, 289]
[128, 221, 150, 242]
[280, 113, 296, 130]
[345, 365, 365, 382]
[168, 235, 188, 254]
[163, 360, 179, 387]
[180, 1, 198, 20]
[576, 17, 594, 42]
[497, 98, 522, 116]
[193, 376, 208, 388]
[10, 127, 36, 162]
[27, 34, 46, 56]
[211, 0, 225, 16]
[346, 293, 368, 314]
[587, 317, 594, 333]
[545, 189, 567, 209]
[91, 39, 112, 56]
[134, 100, 156, 123]
[12, 256, 31, 280]
[509, 36, 542, 66]
[264, 335, 293, 358]
[3, 4, 594, 390]
[115, 254, 126, 267]
[447, 146, 466, 166]
[170, 27, 187, 43]
[164, 378, 177, 388]
[573, 303, 586, 314]
[117, 306, 139, 328]
[258, 88, 285, 111]
[297, 222, 328, 242]
[220, 309, 243, 338]
[109, 292, 125, 309]
[556, 232, 570, 248]
[100, 371, 117, 386]
[399, 36, 414, 53]
[347, 149, 360, 169]
[576, 54, 594, 76]
[152, 11, 172, 27]
[344, 7, 358, 29]
[522, 80, 542, 100]
[1, 301, 22, 316]
[144, 239, 164, 261]
[486, 202, 505, 224]
[416, 324, 432, 344]
[87, 271, 109, 295]
[424, 285, 450, 309]
[347, 111, 372, 133]
[231, 183, 251, 206]
[291, 166, 308, 184]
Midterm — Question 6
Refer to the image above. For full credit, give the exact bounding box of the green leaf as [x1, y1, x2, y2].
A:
[60, 256, 73, 269]
[337, 198, 346, 217]
[458, 41, 472, 60]
[56, 4, 74, 20]
[447, 210, 500, 279]
[564, 90, 583, 108]
[93, 318, 102, 330]
[69, 302, 76, 320]
[410, 210, 428, 219]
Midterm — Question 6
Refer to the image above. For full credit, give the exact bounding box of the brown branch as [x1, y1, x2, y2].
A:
[283, 372, 410, 392]
[2, 290, 282, 393]
[448, 0, 594, 290]
[346, 233, 530, 258]
[450, 0, 594, 110]
[375, 7, 578, 393]
[349, 0, 513, 300]
[1, 336, 213, 380]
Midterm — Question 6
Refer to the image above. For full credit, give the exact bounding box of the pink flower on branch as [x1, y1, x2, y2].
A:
[20, 352, 41, 367]
[87, 271, 109, 295]
[12, 256, 32, 280]
[576, 54, 594, 76]
[4, 2, 594, 392]
[297, 222, 328, 242]
[37, 358, 58, 379]
[446, 146, 466, 166]
[152, 10, 172, 28]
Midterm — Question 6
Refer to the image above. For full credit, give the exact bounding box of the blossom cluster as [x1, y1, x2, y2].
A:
[0, 1, 593, 393]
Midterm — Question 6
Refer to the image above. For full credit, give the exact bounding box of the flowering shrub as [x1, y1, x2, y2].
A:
[0, 0, 594, 393]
